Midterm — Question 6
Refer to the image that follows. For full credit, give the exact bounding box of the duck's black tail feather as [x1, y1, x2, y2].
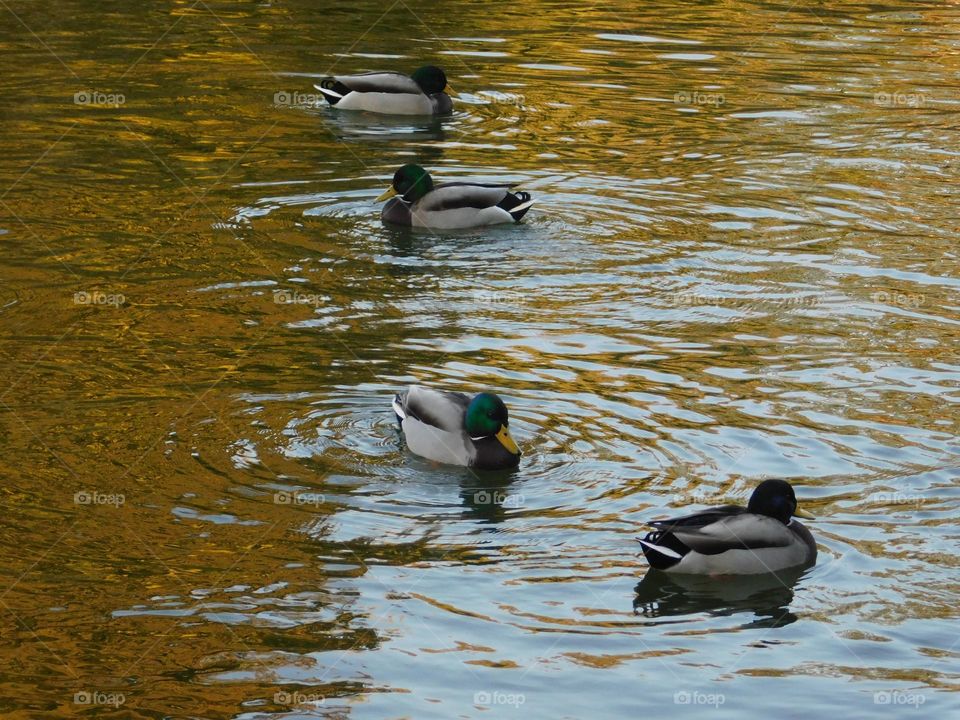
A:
[637, 530, 688, 571]
[391, 393, 406, 426]
[498, 191, 535, 223]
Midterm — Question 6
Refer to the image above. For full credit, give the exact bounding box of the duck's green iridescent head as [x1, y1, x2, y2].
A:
[465, 392, 520, 456]
[376, 164, 434, 203]
[411, 65, 451, 95]
[748, 479, 814, 524]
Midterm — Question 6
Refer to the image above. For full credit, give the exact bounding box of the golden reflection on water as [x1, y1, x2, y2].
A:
[1, 0, 959, 716]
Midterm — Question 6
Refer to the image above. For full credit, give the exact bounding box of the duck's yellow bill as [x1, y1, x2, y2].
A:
[376, 186, 397, 202]
[794, 507, 815, 519]
[446, 84, 459, 97]
[496, 425, 519, 455]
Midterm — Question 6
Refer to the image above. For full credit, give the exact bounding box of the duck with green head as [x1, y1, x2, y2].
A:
[377, 164, 534, 229]
[392, 386, 521, 470]
[314, 65, 455, 115]
[638, 479, 817, 575]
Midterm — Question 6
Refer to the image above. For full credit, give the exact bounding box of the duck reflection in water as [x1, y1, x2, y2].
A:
[633, 565, 812, 629]
[321, 110, 447, 144]
[460, 470, 524, 523]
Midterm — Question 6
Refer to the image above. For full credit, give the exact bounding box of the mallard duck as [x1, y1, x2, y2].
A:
[638, 479, 817, 575]
[392, 386, 521, 470]
[376, 164, 534, 229]
[314, 65, 454, 115]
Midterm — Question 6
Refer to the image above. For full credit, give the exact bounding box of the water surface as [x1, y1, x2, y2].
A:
[0, 0, 958, 717]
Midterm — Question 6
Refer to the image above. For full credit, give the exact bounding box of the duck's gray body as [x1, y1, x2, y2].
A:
[315, 72, 452, 115]
[392, 386, 519, 469]
[639, 505, 817, 575]
[382, 182, 534, 229]
[393, 386, 473, 465]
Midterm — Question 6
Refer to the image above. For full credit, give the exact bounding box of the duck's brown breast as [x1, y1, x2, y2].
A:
[381, 197, 412, 226]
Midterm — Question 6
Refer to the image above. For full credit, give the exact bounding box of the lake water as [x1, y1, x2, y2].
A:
[0, 0, 957, 717]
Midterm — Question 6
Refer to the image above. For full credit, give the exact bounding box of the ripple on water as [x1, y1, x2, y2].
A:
[3, 0, 960, 716]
